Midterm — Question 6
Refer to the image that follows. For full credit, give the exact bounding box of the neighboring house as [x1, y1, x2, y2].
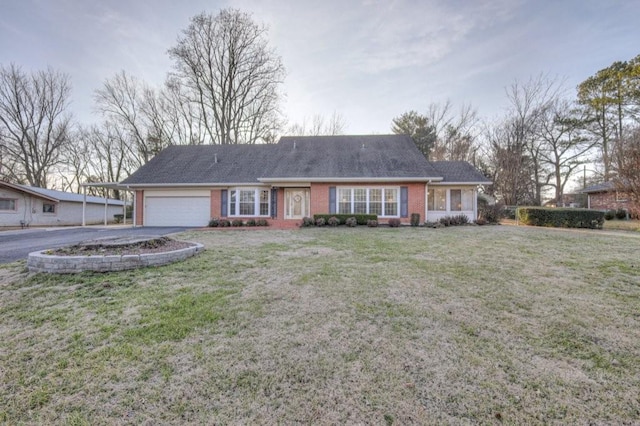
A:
[121, 135, 491, 227]
[0, 181, 125, 227]
[543, 193, 586, 208]
[582, 181, 632, 211]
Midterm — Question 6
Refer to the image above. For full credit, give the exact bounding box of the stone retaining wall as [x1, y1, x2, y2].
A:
[28, 243, 204, 273]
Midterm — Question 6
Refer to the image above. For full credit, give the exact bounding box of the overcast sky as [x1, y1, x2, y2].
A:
[1, 0, 638, 134]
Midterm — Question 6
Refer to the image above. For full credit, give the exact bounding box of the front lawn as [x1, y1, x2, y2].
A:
[1, 226, 639, 424]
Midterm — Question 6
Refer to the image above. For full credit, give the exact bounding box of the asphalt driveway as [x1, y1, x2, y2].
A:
[0, 226, 192, 264]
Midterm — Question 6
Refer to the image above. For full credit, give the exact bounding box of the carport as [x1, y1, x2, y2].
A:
[80, 182, 135, 227]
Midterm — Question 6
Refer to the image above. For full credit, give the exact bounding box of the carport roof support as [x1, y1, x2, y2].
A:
[81, 182, 134, 227]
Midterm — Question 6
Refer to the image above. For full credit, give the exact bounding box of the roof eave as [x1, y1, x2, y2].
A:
[258, 177, 444, 183]
[0, 181, 60, 202]
[430, 181, 493, 185]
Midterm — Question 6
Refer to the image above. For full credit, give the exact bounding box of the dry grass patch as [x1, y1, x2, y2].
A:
[1, 227, 639, 424]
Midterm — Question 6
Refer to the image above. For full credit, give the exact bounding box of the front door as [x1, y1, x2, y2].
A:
[285, 188, 310, 219]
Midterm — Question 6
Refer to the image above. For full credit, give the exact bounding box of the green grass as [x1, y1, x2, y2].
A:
[1, 226, 639, 424]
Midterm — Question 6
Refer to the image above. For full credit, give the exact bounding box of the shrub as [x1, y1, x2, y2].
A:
[439, 216, 451, 227]
[315, 217, 326, 227]
[246, 219, 256, 226]
[345, 217, 357, 227]
[219, 219, 231, 227]
[424, 221, 439, 228]
[452, 214, 469, 225]
[313, 214, 377, 225]
[410, 213, 420, 227]
[208, 218, 219, 227]
[328, 216, 340, 227]
[256, 219, 269, 226]
[367, 219, 378, 227]
[516, 207, 604, 229]
[231, 219, 243, 227]
[478, 203, 504, 224]
[301, 217, 315, 227]
[615, 208, 628, 220]
[604, 210, 615, 220]
[388, 218, 401, 227]
[475, 218, 487, 226]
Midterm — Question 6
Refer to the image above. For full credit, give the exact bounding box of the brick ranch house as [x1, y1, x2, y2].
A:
[121, 135, 491, 227]
[582, 181, 633, 212]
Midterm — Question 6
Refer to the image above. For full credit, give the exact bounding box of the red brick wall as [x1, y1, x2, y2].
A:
[210, 189, 222, 217]
[589, 191, 631, 211]
[135, 190, 144, 225]
[309, 182, 426, 224]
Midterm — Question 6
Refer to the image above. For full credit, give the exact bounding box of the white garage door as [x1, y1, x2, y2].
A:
[145, 196, 211, 226]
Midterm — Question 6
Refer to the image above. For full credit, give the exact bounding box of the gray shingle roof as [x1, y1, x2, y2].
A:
[263, 135, 441, 179]
[5, 182, 124, 205]
[430, 161, 492, 184]
[122, 135, 491, 185]
[582, 181, 615, 193]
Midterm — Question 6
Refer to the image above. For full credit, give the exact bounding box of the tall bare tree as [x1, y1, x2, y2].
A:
[426, 101, 480, 162]
[94, 71, 161, 165]
[0, 64, 72, 187]
[536, 100, 594, 205]
[168, 9, 285, 144]
[614, 126, 640, 217]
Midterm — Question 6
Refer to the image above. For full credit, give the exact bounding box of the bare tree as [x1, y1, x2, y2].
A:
[427, 101, 480, 162]
[614, 126, 640, 217]
[536, 100, 594, 206]
[288, 112, 347, 136]
[168, 9, 285, 144]
[94, 70, 161, 165]
[0, 64, 72, 187]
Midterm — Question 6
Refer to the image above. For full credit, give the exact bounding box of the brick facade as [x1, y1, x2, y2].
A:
[588, 191, 631, 211]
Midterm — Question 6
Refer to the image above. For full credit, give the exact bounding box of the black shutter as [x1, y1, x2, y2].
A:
[271, 188, 277, 218]
[329, 187, 336, 214]
[221, 189, 228, 217]
[400, 186, 408, 218]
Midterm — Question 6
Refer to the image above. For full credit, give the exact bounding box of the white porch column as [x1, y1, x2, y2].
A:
[82, 187, 87, 227]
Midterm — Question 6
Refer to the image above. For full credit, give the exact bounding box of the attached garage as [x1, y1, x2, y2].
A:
[144, 191, 211, 227]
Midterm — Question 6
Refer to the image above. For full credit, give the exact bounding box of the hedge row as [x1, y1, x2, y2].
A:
[516, 207, 604, 229]
[313, 214, 377, 225]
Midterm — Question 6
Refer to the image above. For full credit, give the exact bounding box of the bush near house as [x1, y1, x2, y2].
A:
[517, 207, 604, 229]
[313, 214, 377, 225]
[345, 217, 358, 227]
[208, 218, 220, 227]
[439, 215, 469, 227]
[410, 213, 421, 227]
[388, 218, 401, 227]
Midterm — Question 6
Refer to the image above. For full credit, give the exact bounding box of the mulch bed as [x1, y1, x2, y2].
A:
[48, 237, 194, 256]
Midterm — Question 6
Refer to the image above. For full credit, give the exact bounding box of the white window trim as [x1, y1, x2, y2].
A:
[0, 198, 17, 212]
[427, 187, 477, 219]
[42, 202, 57, 214]
[337, 186, 400, 217]
[228, 187, 270, 217]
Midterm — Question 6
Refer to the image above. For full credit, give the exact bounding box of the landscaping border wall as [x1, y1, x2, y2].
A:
[28, 242, 204, 274]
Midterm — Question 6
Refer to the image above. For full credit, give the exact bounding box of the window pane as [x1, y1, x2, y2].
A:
[451, 190, 462, 211]
[43, 203, 55, 213]
[427, 189, 434, 211]
[369, 189, 382, 216]
[461, 189, 474, 210]
[354, 188, 367, 214]
[230, 190, 236, 215]
[338, 188, 351, 214]
[239, 190, 255, 215]
[384, 188, 398, 216]
[433, 189, 446, 211]
[260, 190, 269, 216]
[0, 199, 16, 210]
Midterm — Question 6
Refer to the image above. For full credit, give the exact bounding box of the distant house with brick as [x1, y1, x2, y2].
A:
[121, 135, 491, 227]
[582, 181, 632, 211]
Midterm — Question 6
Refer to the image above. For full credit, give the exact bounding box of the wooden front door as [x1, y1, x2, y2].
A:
[285, 188, 310, 219]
